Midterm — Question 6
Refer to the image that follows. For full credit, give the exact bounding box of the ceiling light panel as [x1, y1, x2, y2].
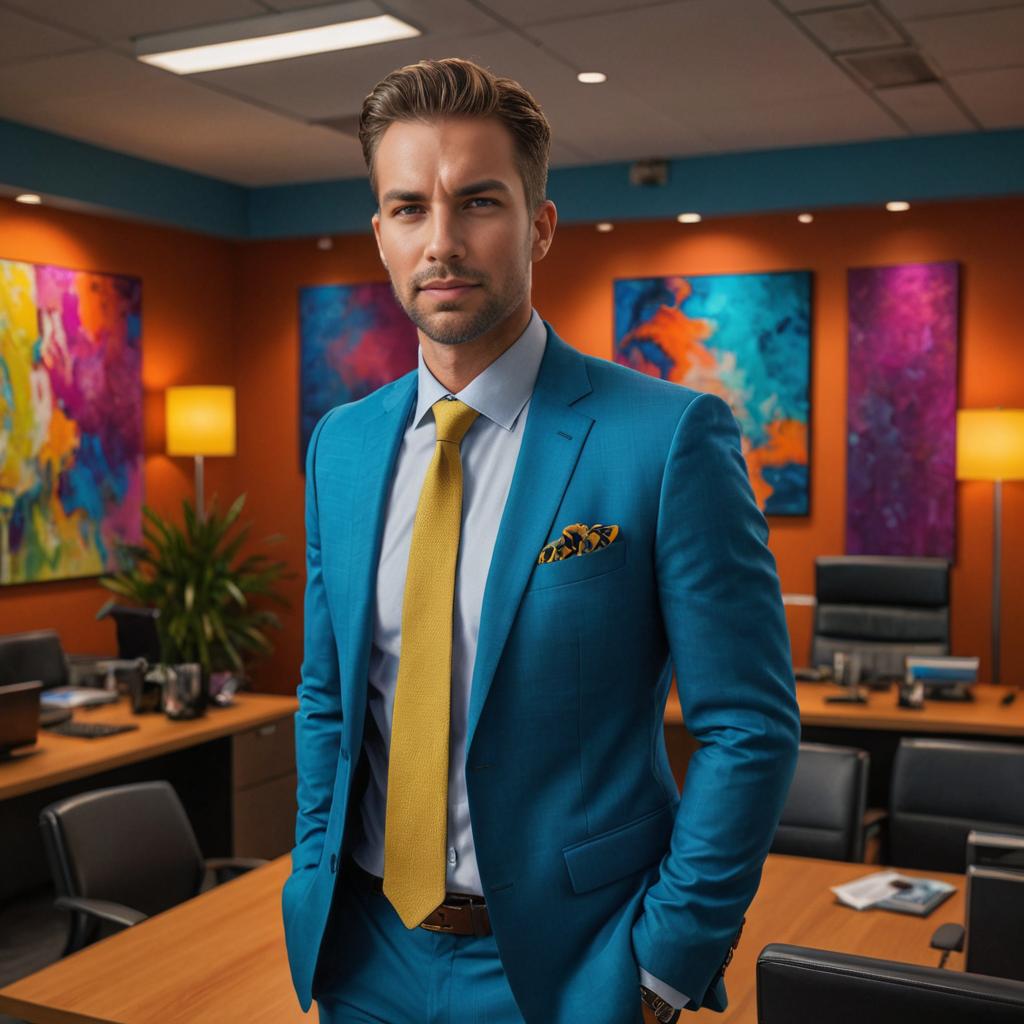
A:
[135, 1, 419, 74]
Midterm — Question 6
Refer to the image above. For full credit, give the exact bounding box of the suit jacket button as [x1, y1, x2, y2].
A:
[330, 853, 337, 873]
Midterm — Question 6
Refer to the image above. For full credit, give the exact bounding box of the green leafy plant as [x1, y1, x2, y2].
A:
[98, 494, 290, 678]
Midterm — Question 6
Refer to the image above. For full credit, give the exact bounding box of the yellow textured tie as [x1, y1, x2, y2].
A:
[383, 396, 480, 928]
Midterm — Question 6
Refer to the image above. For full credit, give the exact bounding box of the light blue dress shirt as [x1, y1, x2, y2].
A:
[349, 308, 688, 1012]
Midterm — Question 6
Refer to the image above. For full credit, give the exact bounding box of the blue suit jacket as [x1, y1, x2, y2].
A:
[283, 322, 800, 1022]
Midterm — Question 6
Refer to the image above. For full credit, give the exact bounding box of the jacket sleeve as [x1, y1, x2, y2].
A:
[291, 410, 344, 874]
[631, 391, 800, 1009]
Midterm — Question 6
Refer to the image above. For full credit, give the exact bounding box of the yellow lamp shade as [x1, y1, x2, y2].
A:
[957, 409, 1024, 481]
[166, 386, 236, 457]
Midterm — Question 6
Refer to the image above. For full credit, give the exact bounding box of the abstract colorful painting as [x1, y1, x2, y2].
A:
[299, 282, 418, 467]
[614, 271, 811, 515]
[0, 259, 142, 585]
[847, 261, 959, 558]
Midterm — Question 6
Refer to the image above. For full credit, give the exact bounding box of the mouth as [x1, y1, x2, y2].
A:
[419, 281, 479, 300]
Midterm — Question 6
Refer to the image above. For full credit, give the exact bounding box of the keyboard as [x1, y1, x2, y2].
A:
[44, 720, 140, 739]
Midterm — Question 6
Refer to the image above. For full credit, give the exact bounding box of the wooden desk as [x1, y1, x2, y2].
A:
[0, 693, 298, 800]
[0, 693, 298, 901]
[664, 682, 1024, 737]
[0, 854, 963, 1024]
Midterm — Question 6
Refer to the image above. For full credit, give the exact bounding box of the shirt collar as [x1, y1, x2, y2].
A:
[412, 308, 547, 432]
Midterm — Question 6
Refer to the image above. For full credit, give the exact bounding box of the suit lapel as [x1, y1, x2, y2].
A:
[465, 326, 594, 755]
[341, 372, 417, 759]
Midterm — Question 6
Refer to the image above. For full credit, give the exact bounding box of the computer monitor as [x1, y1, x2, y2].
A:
[0, 680, 42, 757]
[968, 831, 1024, 874]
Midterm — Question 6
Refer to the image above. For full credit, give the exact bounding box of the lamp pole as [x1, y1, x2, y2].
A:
[195, 454, 206, 523]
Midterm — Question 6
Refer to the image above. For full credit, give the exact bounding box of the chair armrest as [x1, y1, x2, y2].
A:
[54, 896, 148, 929]
[205, 857, 269, 883]
[930, 922, 965, 968]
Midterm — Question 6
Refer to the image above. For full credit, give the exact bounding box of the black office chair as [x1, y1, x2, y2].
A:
[757, 944, 1024, 1023]
[771, 743, 870, 862]
[812, 556, 951, 679]
[889, 738, 1024, 872]
[40, 781, 266, 955]
[0, 629, 69, 689]
[98, 604, 162, 662]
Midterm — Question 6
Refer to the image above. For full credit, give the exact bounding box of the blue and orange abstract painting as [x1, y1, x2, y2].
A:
[614, 272, 811, 515]
[299, 282, 418, 468]
[847, 261, 959, 558]
[0, 259, 142, 585]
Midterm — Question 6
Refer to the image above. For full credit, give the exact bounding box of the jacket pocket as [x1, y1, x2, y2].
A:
[529, 539, 628, 591]
[562, 800, 676, 894]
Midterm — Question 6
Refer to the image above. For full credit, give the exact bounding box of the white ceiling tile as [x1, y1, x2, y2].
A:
[0, 48, 175, 107]
[949, 66, 1024, 127]
[906, 6, 1024, 72]
[263, 0, 497, 32]
[537, 0, 861, 127]
[456, 0, 699, 26]
[798, 5, 906, 52]
[882, 0, 1024, 19]
[0, 0, 266, 41]
[0, 6, 86, 65]
[874, 80, 976, 132]
[697, 91, 905, 151]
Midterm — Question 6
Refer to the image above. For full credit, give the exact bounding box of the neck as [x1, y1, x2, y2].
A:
[419, 299, 532, 394]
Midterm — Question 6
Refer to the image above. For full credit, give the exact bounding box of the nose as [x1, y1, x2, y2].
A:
[423, 206, 465, 264]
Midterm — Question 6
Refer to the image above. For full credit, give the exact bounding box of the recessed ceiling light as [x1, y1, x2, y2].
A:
[797, 213, 814, 224]
[15, 193, 42, 205]
[135, 4, 419, 74]
[677, 212, 701, 224]
[596, 222, 614, 232]
[886, 200, 911, 212]
[577, 71, 607, 84]
[317, 236, 334, 251]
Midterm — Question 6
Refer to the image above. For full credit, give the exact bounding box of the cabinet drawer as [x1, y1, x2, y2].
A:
[233, 773, 297, 860]
[232, 717, 295, 790]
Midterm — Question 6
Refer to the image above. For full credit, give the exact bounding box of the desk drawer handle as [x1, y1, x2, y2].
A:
[257, 725, 277, 737]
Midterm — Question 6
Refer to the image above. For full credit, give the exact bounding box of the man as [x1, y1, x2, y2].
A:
[283, 57, 799, 1024]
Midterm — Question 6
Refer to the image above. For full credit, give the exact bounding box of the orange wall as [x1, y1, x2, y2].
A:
[0, 197, 240, 655]
[4, 195, 1023, 693]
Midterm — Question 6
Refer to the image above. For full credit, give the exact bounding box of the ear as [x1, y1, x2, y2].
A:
[371, 211, 387, 267]
[531, 200, 558, 263]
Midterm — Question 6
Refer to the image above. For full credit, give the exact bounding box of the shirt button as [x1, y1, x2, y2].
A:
[447, 847, 457, 866]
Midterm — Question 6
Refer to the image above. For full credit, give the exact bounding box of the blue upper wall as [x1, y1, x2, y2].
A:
[2, 115, 1022, 241]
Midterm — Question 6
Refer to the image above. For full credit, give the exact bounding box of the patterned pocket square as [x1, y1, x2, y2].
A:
[537, 522, 620, 564]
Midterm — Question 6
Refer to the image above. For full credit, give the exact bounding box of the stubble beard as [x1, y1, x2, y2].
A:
[390, 253, 530, 347]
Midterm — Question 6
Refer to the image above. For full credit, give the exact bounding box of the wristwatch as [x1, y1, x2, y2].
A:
[639, 985, 681, 1023]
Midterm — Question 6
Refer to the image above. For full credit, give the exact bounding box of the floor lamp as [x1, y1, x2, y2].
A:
[166, 386, 236, 521]
[956, 409, 1024, 685]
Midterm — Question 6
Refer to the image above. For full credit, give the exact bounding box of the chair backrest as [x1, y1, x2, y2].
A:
[0, 629, 69, 690]
[890, 738, 1024, 872]
[757, 944, 1024, 1023]
[812, 556, 950, 678]
[39, 781, 205, 919]
[102, 605, 162, 662]
[771, 743, 869, 862]
[966, 865, 1024, 982]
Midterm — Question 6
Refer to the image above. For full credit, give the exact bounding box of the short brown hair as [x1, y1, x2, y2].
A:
[359, 57, 551, 213]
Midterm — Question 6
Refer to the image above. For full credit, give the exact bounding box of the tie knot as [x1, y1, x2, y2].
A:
[432, 398, 479, 446]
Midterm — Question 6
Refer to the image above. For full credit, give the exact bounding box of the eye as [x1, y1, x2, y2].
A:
[393, 204, 423, 217]
[467, 197, 496, 208]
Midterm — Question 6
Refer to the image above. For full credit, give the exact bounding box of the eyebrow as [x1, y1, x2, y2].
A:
[380, 179, 513, 207]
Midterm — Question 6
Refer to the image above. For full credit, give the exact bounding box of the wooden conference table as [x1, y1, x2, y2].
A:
[0, 853, 965, 1023]
[664, 681, 1024, 736]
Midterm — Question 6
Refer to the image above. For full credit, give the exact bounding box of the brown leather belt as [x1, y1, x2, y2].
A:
[344, 856, 492, 937]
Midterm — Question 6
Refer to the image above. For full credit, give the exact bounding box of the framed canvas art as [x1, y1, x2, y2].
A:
[846, 261, 959, 558]
[0, 259, 143, 585]
[614, 271, 812, 515]
[299, 282, 418, 468]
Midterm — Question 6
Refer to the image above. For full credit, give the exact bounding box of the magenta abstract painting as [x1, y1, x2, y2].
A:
[846, 261, 959, 558]
[0, 259, 143, 584]
[299, 282, 418, 468]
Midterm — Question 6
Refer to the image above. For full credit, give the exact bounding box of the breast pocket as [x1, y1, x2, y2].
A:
[527, 539, 628, 592]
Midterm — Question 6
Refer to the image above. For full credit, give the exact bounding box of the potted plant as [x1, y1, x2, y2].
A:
[97, 494, 289, 690]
